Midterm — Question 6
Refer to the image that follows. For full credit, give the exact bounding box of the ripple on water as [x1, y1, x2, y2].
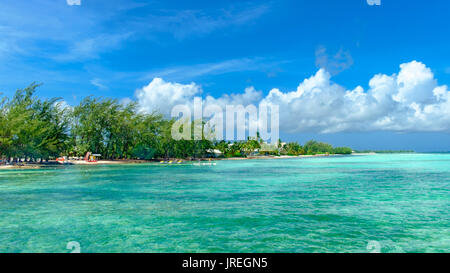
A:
[0, 154, 449, 252]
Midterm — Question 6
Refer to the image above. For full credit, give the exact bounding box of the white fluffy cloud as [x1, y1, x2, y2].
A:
[136, 78, 202, 115]
[135, 61, 450, 133]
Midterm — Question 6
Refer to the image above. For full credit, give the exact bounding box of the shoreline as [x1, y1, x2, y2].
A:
[1, 153, 425, 170]
[0, 154, 348, 170]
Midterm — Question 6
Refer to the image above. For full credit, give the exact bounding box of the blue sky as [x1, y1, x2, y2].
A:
[1, 0, 450, 151]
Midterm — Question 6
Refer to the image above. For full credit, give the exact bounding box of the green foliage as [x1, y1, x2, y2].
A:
[0, 84, 69, 161]
[333, 147, 353, 154]
[215, 140, 230, 155]
[242, 139, 261, 156]
[280, 140, 352, 155]
[263, 150, 280, 156]
[70, 98, 215, 160]
[303, 140, 333, 155]
[232, 151, 243, 157]
[281, 142, 305, 155]
[0, 85, 354, 162]
[218, 139, 262, 158]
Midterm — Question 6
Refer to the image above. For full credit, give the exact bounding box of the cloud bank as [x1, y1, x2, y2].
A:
[135, 61, 450, 134]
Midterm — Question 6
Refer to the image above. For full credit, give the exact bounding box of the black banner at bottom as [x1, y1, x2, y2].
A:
[0, 253, 443, 272]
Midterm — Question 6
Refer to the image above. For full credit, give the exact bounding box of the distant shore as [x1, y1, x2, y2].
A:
[0, 154, 346, 170]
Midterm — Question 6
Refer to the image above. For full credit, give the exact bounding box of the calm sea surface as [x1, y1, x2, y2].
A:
[0, 154, 449, 253]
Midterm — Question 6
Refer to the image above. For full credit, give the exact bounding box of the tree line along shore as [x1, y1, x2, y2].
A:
[0, 84, 352, 166]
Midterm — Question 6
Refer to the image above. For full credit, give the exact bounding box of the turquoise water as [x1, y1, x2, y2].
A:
[0, 154, 449, 253]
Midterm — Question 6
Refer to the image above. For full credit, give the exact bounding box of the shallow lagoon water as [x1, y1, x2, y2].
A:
[0, 154, 449, 253]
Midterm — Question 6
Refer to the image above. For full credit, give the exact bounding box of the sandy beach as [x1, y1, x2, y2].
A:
[0, 154, 347, 170]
